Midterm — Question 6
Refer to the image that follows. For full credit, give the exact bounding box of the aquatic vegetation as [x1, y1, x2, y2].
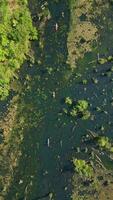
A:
[106, 71, 112, 77]
[65, 97, 73, 105]
[107, 55, 113, 61]
[98, 58, 107, 65]
[73, 159, 93, 178]
[67, 0, 98, 68]
[96, 106, 101, 112]
[98, 55, 113, 65]
[83, 130, 113, 154]
[47, 67, 53, 75]
[81, 110, 91, 120]
[70, 107, 78, 117]
[100, 125, 105, 131]
[64, 98, 90, 120]
[49, 192, 53, 199]
[63, 108, 68, 114]
[97, 136, 110, 148]
[82, 79, 88, 85]
[97, 136, 113, 152]
[74, 100, 90, 120]
[76, 100, 88, 112]
[111, 66, 113, 71]
[92, 78, 98, 84]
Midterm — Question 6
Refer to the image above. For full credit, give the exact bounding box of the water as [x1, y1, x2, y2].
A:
[1, 0, 113, 199]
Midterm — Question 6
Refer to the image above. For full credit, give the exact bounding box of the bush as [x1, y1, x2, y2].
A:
[73, 159, 93, 178]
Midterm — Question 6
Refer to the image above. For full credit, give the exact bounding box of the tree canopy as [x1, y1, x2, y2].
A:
[0, 0, 37, 99]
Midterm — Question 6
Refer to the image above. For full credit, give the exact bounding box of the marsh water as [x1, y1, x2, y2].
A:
[2, 1, 113, 199]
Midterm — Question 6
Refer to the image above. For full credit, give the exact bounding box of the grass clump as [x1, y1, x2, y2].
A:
[0, 0, 38, 100]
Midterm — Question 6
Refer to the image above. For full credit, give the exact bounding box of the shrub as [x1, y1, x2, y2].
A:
[73, 159, 93, 178]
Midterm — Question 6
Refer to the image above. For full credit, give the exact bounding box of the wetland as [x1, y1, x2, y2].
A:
[1, 0, 113, 200]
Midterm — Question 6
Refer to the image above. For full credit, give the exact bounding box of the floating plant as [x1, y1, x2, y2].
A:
[98, 55, 113, 65]
[81, 110, 91, 120]
[107, 55, 113, 62]
[92, 78, 98, 84]
[82, 130, 113, 155]
[98, 58, 107, 65]
[82, 79, 88, 85]
[65, 97, 73, 105]
[70, 107, 78, 117]
[76, 100, 89, 112]
[64, 98, 91, 120]
[97, 136, 113, 153]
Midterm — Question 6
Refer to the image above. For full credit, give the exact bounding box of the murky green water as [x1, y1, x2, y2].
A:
[1, 0, 113, 200]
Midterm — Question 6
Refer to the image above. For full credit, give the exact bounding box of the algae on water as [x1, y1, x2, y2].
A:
[67, 0, 98, 69]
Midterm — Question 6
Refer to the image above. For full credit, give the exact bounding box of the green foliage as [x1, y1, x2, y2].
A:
[64, 98, 90, 120]
[97, 136, 113, 152]
[111, 66, 113, 71]
[70, 107, 77, 117]
[76, 100, 88, 112]
[74, 100, 90, 120]
[81, 110, 91, 120]
[98, 58, 107, 65]
[92, 78, 98, 84]
[98, 55, 113, 65]
[73, 159, 93, 178]
[97, 136, 110, 148]
[0, 0, 38, 100]
[107, 55, 113, 61]
[65, 97, 73, 105]
[82, 79, 88, 85]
